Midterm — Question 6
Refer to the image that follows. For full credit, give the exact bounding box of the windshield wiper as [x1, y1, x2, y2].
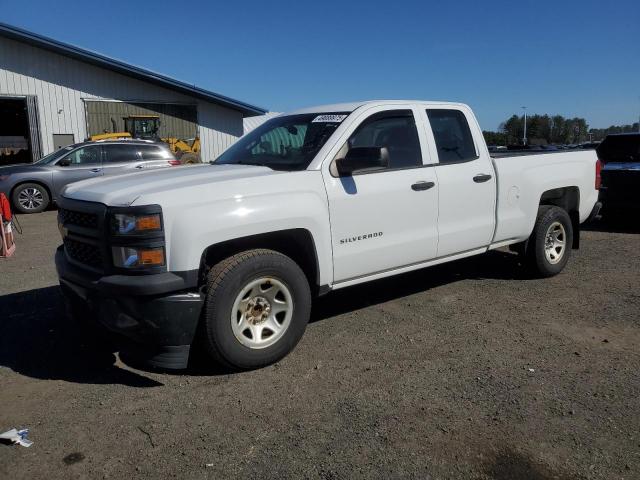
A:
[211, 160, 274, 169]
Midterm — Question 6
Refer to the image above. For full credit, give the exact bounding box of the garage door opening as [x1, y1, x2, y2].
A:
[0, 98, 30, 166]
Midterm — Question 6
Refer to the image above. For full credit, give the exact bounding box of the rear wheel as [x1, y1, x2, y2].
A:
[201, 249, 311, 370]
[180, 152, 201, 164]
[526, 205, 573, 277]
[12, 183, 50, 214]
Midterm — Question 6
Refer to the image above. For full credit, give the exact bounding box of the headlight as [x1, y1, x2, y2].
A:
[112, 246, 165, 268]
[112, 213, 162, 235]
[108, 205, 165, 272]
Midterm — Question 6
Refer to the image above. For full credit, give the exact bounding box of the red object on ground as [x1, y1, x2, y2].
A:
[0, 192, 11, 222]
[0, 192, 16, 257]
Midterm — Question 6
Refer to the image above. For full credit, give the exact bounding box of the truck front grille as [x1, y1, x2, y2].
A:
[58, 208, 99, 229]
[63, 238, 103, 270]
[58, 199, 108, 274]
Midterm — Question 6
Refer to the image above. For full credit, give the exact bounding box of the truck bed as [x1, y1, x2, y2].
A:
[490, 150, 599, 245]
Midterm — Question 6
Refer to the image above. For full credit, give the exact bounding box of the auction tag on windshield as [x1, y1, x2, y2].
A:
[312, 114, 348, 123]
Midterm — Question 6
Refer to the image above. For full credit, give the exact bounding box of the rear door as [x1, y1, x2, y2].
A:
[422, 107, 496, 257]
[101, 144, 142, 176]
[52, 144, 103, 192]
[322, 106, 439, 283]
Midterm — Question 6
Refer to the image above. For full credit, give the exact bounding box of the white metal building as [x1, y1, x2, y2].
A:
[0, 23, 266, 165]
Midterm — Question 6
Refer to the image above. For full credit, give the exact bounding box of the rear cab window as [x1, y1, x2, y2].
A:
[426, 109, 478, 164]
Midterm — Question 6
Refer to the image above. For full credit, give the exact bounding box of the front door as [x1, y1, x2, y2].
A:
[52, 144, 103, 194]
[323, 107, 439, 283]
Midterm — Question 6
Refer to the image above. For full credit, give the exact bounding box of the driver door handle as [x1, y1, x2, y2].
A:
[134, 164, 144, 169]
[473, 173, 492, 183]
[411, 181, 435, 191]
[90, 168, 101, 173]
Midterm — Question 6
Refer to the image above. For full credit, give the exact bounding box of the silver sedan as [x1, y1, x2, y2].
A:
[0, 140, 179, 213]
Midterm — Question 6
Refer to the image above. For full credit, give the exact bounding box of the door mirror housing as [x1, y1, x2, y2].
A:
[335, 147, 389, 176]
[57, 157, 71, 167]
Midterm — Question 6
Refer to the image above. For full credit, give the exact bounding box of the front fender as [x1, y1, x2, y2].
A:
[153, 171, 333, 286]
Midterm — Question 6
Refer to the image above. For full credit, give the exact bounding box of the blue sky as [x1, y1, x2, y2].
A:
[1, 0, 639, 130]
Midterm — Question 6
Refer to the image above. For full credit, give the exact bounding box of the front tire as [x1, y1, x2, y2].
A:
[526, 205, 573, 277]
[12, 182, 50, 214]
[202, 249, 311, 370]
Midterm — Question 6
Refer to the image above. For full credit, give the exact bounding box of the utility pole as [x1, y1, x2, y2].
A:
[522, 106, 527, 145]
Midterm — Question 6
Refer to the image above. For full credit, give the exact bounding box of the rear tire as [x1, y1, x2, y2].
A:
[180, 152, 201, 164]
[201, 249, 311, 370]
[526, 205, 573, 277]
[12, 182, 50, 214]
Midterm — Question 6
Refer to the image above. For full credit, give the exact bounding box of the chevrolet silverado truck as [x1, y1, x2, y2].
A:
[55, 101, 602, 370]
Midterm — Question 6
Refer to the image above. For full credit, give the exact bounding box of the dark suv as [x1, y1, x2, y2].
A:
[0, 140, 179, 213]
[597, 133, 640, 216]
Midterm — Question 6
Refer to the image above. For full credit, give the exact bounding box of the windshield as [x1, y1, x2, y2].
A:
[215, 112, 349, 171]
[35, 146, 74, 165]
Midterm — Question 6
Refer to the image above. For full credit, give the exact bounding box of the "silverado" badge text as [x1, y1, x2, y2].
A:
[339, 232, 383, 245]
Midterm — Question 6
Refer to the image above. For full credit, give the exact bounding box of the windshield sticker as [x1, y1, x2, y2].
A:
[312, 114, 348, 123]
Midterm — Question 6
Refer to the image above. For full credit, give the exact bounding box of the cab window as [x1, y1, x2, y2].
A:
[426, 109, 478, 164]
[346, 110, 422, 171]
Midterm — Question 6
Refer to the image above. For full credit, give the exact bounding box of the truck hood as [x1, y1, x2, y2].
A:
[62, 164, 282, 206]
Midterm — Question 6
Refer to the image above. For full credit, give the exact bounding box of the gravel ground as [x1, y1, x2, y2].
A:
[0, 211, 638, 479]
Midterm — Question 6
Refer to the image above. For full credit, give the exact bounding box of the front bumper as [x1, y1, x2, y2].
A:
[56, 247, 203, 369]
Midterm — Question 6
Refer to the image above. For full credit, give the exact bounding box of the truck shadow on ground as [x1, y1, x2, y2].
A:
[582, 216, 640, 234]
[483, 447, 579, 480]
[0, 250, 527, 382]
[0, 286, 163, 387]
[311, 249, 527, 322]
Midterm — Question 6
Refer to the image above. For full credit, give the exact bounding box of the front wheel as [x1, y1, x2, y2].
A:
[201, 249, 311, 370]
[12, 182, 50, 214]
[526, 205, 573, 277]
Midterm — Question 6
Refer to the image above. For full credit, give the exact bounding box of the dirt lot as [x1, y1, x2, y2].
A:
[0, 211, 638, 479]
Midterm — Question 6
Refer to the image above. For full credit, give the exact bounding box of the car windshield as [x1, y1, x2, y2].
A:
[35, 146, 74, 165]
[214, 112, 349, 171]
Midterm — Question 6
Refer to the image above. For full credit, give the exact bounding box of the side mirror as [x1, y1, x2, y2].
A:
[57, 158, 71, 167]
[335, 147, 389, 176]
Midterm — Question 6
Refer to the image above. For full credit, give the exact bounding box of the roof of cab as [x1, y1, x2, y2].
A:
[286, 100, 468, 115]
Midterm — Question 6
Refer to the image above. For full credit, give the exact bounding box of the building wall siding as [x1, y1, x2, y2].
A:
[0, 36, 243, 160]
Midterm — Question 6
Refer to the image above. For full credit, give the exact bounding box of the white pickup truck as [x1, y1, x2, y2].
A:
[56, 100, 602, 370]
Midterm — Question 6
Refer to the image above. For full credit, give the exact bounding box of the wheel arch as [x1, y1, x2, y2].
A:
[198, 229, 322, 293]
[538, 186, 580, 248]
[10, 180, 53, 210]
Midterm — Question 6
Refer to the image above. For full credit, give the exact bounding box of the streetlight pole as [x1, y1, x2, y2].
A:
[522, 106, 527, 145]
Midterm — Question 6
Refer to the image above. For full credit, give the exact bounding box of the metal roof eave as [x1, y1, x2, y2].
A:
[0, 22, 267, 116]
